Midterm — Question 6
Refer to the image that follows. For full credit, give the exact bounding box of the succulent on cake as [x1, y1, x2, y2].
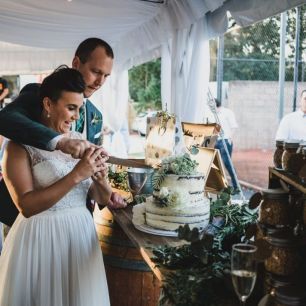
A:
[152, 153, 199, 190]
[153, 187, 189, 208]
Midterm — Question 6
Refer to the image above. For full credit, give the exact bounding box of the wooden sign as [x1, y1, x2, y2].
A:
[145, 116, 176, 167]
[181, 122, 221, 149]
[190, 147, 228, 192]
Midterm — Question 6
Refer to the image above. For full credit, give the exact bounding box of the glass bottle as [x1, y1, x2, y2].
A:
[273, 140, 284, 170]
[264, 232, 300, 277]
[259, 189, 291, 227]
[273, 285, 306, 306]
[281, 140, 300, 172]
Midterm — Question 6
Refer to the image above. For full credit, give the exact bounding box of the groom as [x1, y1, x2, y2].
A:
[0, 38, 126, 226]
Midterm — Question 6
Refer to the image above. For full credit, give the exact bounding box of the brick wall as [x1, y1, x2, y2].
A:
[225, 81, 306, 150]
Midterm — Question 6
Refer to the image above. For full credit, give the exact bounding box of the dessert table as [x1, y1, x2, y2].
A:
[109, 204, 185, 282]
[93, 199, 186, 306]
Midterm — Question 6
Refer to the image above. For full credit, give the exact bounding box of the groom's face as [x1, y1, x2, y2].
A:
[72, 46, 113, 98]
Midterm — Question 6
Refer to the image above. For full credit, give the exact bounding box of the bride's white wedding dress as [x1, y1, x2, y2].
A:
[0, 133, 110, 306]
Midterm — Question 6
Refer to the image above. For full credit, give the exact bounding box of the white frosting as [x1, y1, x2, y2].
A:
[146, 198, 210, 215]
[146, 219, 209, 231]
[155, 174, 206, 208]
[158, 174, 205, 193]
[132, 203, 146, 226]
[146, 212, 209, 223]
[144, 173, 210, 231]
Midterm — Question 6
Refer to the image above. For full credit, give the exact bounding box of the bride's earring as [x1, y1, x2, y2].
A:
[47, 112, 50, 118]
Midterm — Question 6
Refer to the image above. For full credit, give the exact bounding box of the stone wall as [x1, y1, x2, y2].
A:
[225, 81, 306, 150]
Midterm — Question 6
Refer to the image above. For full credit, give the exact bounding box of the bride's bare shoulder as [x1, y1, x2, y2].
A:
[3, 141, 28, 164]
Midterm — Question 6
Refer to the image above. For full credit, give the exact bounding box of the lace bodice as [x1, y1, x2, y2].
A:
[23, 132, 92, 211]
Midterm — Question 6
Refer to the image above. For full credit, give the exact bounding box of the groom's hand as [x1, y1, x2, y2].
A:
[56, 137, 97, 159]
[107, 192, 127, 209]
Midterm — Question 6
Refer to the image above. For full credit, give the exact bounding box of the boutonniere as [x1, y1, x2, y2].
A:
[90, 112, 102, 126]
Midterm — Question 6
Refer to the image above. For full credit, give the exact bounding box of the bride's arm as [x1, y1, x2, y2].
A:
[2, 142, 104, 218]
[88, 170, 112, 206]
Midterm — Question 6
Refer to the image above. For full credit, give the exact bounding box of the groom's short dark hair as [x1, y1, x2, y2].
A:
[75, 38, 114, 63]
[40, 65, 85, 102]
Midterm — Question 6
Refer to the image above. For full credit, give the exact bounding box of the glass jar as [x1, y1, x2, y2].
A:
[273, 140, 284, 170]
[256, 223, 287, 241]
[297, 147, 306, 183]
[273, 285, 306, 306]
[264, 232, 300, 276]
[264, 272, 296, 296]
[258, 294, 274, 306]
[296, 141, 306, 154]
[281, 140, 300, 172]
[259, 189, 291, 227]
[301, 194, 306, 226]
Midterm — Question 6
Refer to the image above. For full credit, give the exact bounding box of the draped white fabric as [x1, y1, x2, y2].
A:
[206, 0, 306, 38]
[0, 0, 303, 156]
[161, 17, 210, 123]
[0, 42, 73, 75]
[90, 69, 130, 158]
[0, 0, 226, 72]
[0, 0, 303, 73]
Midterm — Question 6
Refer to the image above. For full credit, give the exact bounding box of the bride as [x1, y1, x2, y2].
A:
[0, 67, 111, 306]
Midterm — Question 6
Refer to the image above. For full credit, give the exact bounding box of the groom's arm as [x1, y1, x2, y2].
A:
[0, 84, 106, 157]
[0, 87, 59, 150]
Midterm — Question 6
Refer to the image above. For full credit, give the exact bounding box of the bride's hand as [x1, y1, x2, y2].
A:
[92, 167, 108, 183]
[71, 147, 107, 183]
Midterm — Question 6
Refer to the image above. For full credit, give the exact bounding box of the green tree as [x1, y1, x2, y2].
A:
[128, 58, 162, 113]
[221, 5, 306, 81]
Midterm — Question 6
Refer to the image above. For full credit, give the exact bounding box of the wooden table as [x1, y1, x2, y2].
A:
[110, 204, 185, 281]
[269, 166, 306, 193]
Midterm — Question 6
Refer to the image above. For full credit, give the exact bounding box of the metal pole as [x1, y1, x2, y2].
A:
[293, 6, 301, 111]
[207, 88, 245, 202]
[217, 35, 224, 103]
[278, 12, 287, 121]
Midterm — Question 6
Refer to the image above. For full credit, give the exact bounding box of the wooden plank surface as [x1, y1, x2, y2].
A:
[110, 205, 185, 281]
[269, 167, 306, 193]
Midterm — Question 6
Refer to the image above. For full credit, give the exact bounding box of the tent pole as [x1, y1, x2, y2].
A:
[217, 35, 224, 103]
[293, 6, 301, 112]
[278, 12, 287, 121]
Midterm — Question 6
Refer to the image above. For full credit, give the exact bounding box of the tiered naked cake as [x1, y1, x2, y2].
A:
[133, 154, 210, 232]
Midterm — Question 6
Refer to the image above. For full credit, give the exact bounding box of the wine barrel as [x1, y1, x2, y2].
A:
[94, 207, 161, 306]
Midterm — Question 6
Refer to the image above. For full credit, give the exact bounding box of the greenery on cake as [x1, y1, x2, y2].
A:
[152, 153, 199, 190]
[152, 187, 258, 306]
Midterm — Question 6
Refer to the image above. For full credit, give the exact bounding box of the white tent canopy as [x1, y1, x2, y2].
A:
[0, 0, 304, 157]
[0, 0, 303, 74]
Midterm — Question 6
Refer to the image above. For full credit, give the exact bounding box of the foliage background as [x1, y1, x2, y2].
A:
[128, 6, 306, 110]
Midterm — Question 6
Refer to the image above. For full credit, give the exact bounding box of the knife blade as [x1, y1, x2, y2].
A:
[107, 156, 153, 169]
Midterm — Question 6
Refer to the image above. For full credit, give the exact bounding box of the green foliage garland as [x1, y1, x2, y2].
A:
[151, 188, 258, 306]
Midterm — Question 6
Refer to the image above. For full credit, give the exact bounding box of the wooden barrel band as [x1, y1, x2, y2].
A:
[103, 255, 152, 272]
[97, 233, 136, 248]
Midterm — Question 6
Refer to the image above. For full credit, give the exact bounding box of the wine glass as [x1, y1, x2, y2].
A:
[231, 243, 257, 306]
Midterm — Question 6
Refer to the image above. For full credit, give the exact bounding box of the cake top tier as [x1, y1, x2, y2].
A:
[152, 153, 204, 194]
[152, 153, 201, 189]
[158, 153, 198, 175]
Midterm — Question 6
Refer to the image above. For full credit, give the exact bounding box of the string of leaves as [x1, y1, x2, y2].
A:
[156, 110, 175, 135]
[151, 187, 258, 306]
